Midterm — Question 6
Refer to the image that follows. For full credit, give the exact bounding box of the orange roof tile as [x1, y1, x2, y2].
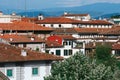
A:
[51, 28, 77, 34]
[0, 34, 45, 43]
[46, 41, 63, 48]
[36, 17, 80, 24]
[112, 42, 120, 50]
[100, 26, 120, 35]
[0, 43, 63, 63]
[56, 35, 76, 40]
[21, 17, 38, 22]
[0, 21, 54, 31]
[74, 28, 109, 34]
[36, 18, 113, 25]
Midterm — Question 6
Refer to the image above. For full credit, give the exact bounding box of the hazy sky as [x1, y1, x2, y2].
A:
[0, 0, 120, 10]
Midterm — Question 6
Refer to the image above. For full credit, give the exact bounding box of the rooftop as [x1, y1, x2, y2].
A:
[0, 21, 54, 31]
[0, 34, 45, 43]
[36, 17, 80, 24]
[0, 43, 63, 63]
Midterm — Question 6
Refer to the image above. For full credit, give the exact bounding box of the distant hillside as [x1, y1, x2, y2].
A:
[1, 3, 120, 18]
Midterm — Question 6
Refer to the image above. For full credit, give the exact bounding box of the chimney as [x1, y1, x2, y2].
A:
[31, 37, 35, 41]
[21, 50, 27, 56]
[9, 38, 13, 41]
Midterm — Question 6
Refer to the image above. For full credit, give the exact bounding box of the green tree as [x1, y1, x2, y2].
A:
[44, 52, 115, 80]
[95, 45, 117, 71]
[96, 45, 111, 61]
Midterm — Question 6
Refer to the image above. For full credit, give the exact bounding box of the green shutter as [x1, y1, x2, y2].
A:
[64, 50, 68, 56]
[7, 69, 13, 77]
[32, 68, 38, 75]
[56, 50, 61, 56]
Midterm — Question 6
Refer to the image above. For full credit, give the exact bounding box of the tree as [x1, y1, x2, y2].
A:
[96, 45, 111, 61]
[44, 52, 115, 80]
[95, 45, 117, 71]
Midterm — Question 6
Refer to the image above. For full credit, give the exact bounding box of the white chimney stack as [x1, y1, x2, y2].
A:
[21, 50, 27, 56]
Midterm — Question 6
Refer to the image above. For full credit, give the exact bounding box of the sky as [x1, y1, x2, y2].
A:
[0, 0, 120, 10]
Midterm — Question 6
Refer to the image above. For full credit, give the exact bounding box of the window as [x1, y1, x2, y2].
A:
[7, 69, 13, 77]
[63, 41, 68, 46]
[69, 50, 72, 55]
[46, 50, 49, 53]
[23, 44, 27, 48]
[51, 52, 54, 55]
[56, 50, 61, 56]
[64, 50, 68, 56]
[51, 24, 53, 27]
[69, 41, 73, 45]
[64, 49, 73, 56]
[59, 24, 61, 28]
[32, 68, 38, 75]
[43, 24, 45, 26]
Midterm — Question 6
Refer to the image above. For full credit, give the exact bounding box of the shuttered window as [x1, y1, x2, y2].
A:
[56, 50, 61, 56]
[32, 68, 38, 75]
[7, 69, 13, 77]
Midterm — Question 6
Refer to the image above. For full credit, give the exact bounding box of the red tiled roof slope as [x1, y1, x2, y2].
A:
[112, 42, 120, 50]
[74, 28, 109, 34]
[57, 35, 76, 40]
[36, 17, 80, 24]
[0, 34, 45, 43]
[100, 26, 120, 35]
[0, 43, 63, 63]
[0, 21, 54, 31]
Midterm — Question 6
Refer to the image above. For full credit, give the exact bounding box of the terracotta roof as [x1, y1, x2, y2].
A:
[46, 41, 63, 48]
[112, 42, 120, 50]
[79, 20, 113, 25]
[74, 28, 109, 34]
[100, 26, 120, 35]
[56, 35, 76, 40]
[36, 17, 113, 25]
[51, 28, 77, 34]
[21, 17, 38, 22]
[0, 43, 63, 63]
[62, 14, 89, 17]
[36, 17, 80, 24]
[0, 34, 45, 43]
[0, 21, 54, 31]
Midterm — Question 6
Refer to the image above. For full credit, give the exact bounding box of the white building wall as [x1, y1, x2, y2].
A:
[41, 24, 73, 28]
[47, 47, 82, 58]
[0, 15, 21, 23]
[0, 61, 52, 80]
[80, 24, 112, 28]
[26, 43, 45, 52]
